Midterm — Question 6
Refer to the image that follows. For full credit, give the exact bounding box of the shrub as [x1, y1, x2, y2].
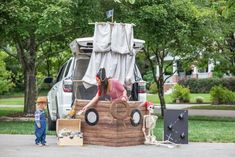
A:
[172, 84, 190, 103]
[195, 97, 204, 104]
[143, 71, 154, 90]
[209, 86, 235, 105]
[221, 77, 235, 92]
[149, 83, 158, 94]
[178, 78, 221, 93]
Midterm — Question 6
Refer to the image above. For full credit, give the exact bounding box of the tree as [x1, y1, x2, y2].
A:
[209, 1, 235, 76]
[119, 0, 217, 116]
[0, 0, 101, 114]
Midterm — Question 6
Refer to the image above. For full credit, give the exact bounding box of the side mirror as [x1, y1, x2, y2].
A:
[43, 77, 53, 84]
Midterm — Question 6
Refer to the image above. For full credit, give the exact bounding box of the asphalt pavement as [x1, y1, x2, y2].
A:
[155, 104, 235, 117]
[0, 134, 234, 157]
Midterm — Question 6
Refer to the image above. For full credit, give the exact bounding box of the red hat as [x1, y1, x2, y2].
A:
[144, 101, 154, 109]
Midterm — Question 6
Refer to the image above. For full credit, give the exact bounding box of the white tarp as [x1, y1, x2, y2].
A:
[82, 22, 137, 88]
[111, 23, 134, 54]
[93, 23, 111, 52]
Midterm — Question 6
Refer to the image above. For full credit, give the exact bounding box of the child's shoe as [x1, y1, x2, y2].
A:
[41, 143, 48, 146]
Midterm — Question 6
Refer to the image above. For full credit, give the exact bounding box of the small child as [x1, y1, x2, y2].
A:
[34, 97, 47, 146]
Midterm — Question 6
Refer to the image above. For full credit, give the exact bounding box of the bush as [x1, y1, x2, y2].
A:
[178, 78, 221, 93]
[143, 70, 154, 90]
[149, 83, 158, 94]
[209, 86, 235, 105]
[221, 77, 235, 92]
[172, 84, 190, 103]
[196, 97, 204, 104]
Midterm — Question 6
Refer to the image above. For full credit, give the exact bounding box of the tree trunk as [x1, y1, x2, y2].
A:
[16, 36, 37, 114]
[145, 48, 166, 117]
[157, 54, 166, 117]
[23, 69, 36, 114]
[158, 81, 166, 117]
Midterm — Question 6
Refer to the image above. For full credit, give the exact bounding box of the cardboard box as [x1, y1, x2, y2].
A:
[56, 119, 83, 146]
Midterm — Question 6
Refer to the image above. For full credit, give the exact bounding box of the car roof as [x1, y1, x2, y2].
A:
[69, 37, 145, 55]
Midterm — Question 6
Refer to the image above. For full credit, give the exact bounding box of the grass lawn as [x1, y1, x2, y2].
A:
[1, 92, 211, 106]
[0, 116, 234, 143]
[0, 108, 23, 117]
[148, 93, 211, 104]
[0, 91, 48, 106]
[0, 97, 24, 105]
[0, 121, 56, 135]
[189, 105, 235, 110]
[154, 116, 235, 143]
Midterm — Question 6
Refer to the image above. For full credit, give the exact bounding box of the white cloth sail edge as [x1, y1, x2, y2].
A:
[82, 22, 136, 89]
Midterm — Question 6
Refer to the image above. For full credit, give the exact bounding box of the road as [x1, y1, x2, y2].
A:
[0, 134, 234, 157]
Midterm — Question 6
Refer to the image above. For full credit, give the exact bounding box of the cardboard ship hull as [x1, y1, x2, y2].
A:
[73, 99, 147, 147]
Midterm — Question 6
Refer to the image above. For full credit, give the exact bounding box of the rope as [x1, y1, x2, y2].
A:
[110, 100, 130, 120]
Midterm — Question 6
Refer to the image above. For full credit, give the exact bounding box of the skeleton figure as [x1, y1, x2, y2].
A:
[142, 102, 178, 148]
[142, 102, 158, 144]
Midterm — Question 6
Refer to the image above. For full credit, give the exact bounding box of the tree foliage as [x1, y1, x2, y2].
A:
[0, 0, 101, 113]
[117, 0, 217, 115]
[0, 52, 14, 94]
[0, 0, 234, 115]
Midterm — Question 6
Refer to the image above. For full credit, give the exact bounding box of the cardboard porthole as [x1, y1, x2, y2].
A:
[130, 109, 142, 127]
[85, 108, 99, 126]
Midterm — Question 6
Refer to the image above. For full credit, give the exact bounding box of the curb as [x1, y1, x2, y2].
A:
[0, 116, 34, 121]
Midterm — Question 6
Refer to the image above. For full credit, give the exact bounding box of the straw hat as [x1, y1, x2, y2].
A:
[36, 97, 47, 103]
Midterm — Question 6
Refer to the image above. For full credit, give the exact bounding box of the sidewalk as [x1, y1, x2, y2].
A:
[0, 134, 234, 157]
[155, 104, 235, 117]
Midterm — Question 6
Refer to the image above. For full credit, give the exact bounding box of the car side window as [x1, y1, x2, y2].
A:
[64, 59, 72, 78]
[56, 63, 67, 83]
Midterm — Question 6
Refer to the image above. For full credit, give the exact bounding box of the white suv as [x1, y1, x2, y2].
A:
[45, 37, 146, 130]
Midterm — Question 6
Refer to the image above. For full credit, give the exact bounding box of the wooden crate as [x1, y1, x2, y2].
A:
[56, 119, 83, 146]
[74, 99, 147, 147]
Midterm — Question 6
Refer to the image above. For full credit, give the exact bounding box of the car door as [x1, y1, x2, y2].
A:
[49, 62, 67, 119]
[56, 58, 73, 117]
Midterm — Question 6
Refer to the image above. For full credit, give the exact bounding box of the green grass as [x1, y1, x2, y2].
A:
[0, 108, 23, 117]
[190, 93, 211, 103]
[154, 117, 235, 143]
[0, 116, 234, 143]
[0, 97, 24, 105]
[0, 92, 24, 98]
[0, 121, 55, 135]
[148, 93, 211, 104]
[189, 105, 235, 110]
[0, 90, 48, 105]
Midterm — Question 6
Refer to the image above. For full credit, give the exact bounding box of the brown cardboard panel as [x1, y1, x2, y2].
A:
[72, 99, 147, 147]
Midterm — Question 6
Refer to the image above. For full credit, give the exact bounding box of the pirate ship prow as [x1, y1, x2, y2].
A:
[73, 99, 147, 147]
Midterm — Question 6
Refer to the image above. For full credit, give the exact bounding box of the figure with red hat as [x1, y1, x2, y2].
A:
[142, 101, 158, 144]
[142, 101, 178, 148]
[34, 97, 47, 146]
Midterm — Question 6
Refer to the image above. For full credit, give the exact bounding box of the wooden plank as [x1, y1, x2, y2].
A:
[57, 137, 83, 146]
